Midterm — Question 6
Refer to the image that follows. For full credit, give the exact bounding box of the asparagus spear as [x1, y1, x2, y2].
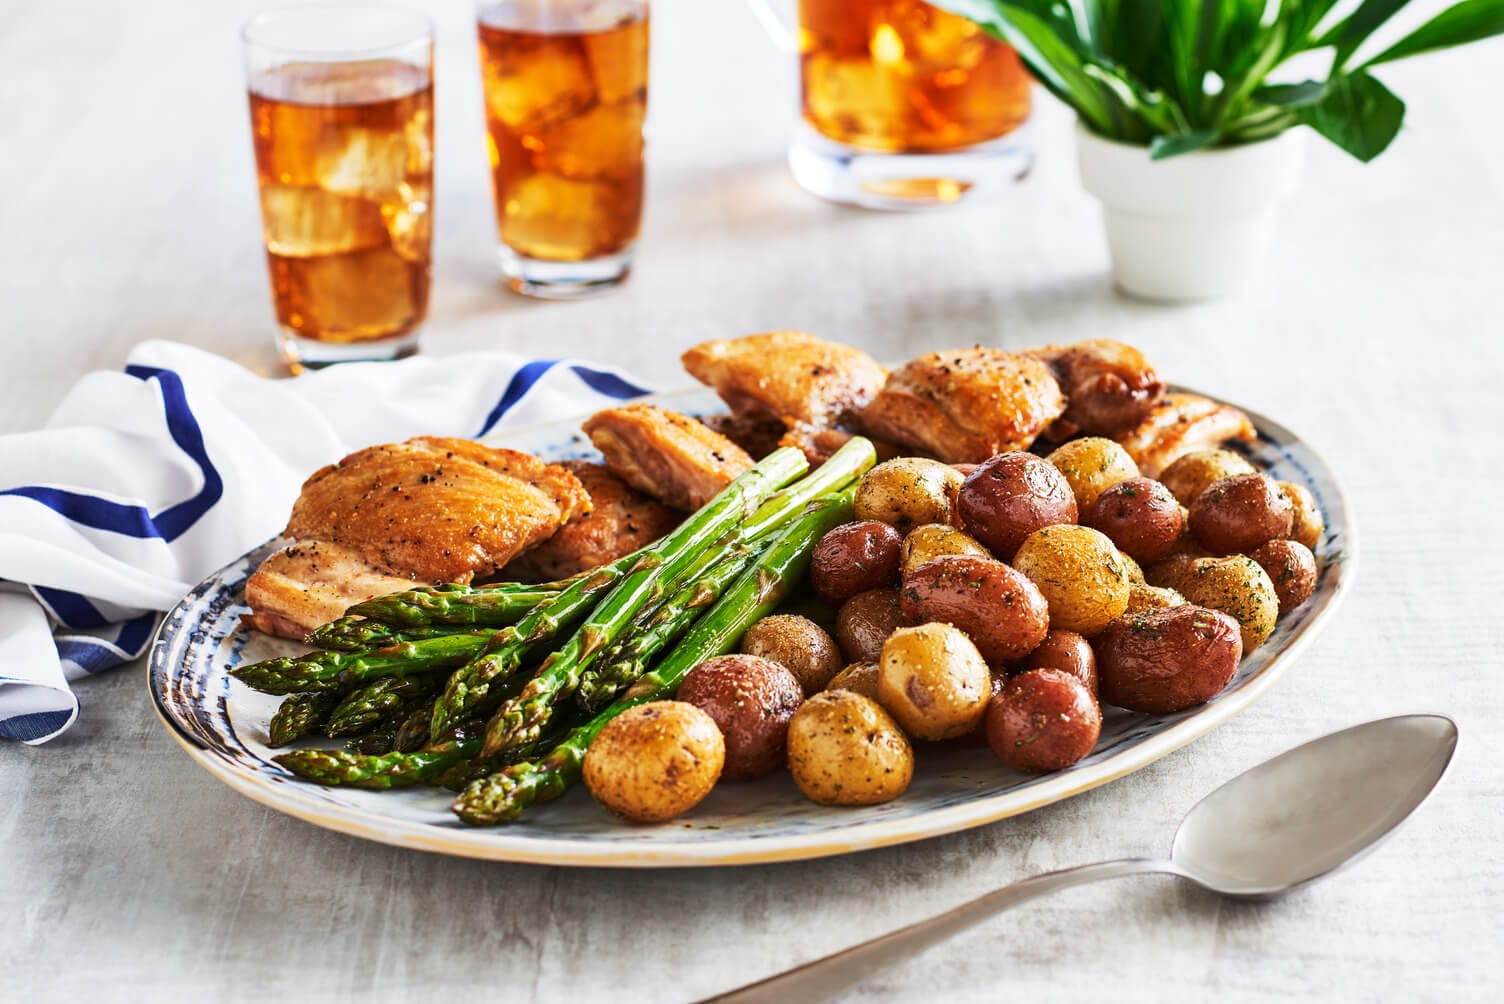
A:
[267, 692, 338, 747]
[452, 490, 855, 826]
[231, 630, 504, 695]
[477, 438, 876, 757]
[428, 448, 810, 742]
[324, 675, 441, 738]
[393, 698, 438, 753]
[277, 734, 484, 789]
[346, 586, 557, 630]
[306, 616, 490, 652]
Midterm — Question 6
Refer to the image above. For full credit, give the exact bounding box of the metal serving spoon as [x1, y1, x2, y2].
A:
[706, 714, 1457, 1003]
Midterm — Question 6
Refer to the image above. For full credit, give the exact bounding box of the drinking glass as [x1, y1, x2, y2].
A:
[243, 6, 434, 372]
[753, 0, 1033, 209]
[476, 1, 649, 298]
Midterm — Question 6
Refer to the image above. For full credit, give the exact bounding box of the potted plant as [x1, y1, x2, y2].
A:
[932, 0, 1504, 300]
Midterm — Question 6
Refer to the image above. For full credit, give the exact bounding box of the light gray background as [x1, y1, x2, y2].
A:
[2, 1, 1500, 1001]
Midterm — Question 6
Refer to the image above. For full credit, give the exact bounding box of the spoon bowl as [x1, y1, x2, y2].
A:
[707, 714, 1459, 1003]
[1171, 714, 1458, 897]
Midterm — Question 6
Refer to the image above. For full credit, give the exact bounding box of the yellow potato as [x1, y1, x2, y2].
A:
[1011, 525, 1131, 636]
[1159, 450, 1257, 507]
[1116, 548, 1145, 583]
[878, 623, 991, 741]
[740, 614, 843, 694]
[1126, 581, 1186, 614]
[787, 691, 914, 806]
[825, 661, 881, 701]
[900, 523, 990, 578]
[1163, 556, 1280, 653]
[583, 702, 725, 823]
[1278, 481, 1325, 551]
[854, 458, 964, 531]
[1047, 437, 1139, 514]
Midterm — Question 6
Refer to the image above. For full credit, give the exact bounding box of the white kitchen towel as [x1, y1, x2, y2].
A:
[0, 340, 651, 744]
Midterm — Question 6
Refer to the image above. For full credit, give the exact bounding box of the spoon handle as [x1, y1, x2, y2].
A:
[702, 857, 1175, 1003]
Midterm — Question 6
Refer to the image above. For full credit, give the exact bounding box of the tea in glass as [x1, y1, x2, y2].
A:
[790, 0, 1032, 208]
[477, 1, 648, 298]
[243, 9, 434, 371]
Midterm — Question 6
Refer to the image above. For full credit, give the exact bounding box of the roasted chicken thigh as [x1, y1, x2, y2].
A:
[583, 404, 754, 511]
[681, 331, 888, 430]
[1024, 338, 1166, 436]
[861, 347, 1067, 462]
[506, 461, 681, 582]
[1115, 393, 1257, 477]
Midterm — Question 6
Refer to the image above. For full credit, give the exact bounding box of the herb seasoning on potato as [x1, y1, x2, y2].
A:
[583, 702, 725, 823]
[786, 691, 914, 806]
[878, 623, 992, 740]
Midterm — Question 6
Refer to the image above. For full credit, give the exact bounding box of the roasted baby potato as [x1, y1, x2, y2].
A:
[1019, 629, 1097, 695]
[899, 555, 1050, 664]
[825, 661, 881, 701]
[810, 520, 903, 603]
[1278, 480, 1325, 550]
[583, 701, 725, 823]
[1189, 473, 1295, 554]
[900, 523, 990, 578]
[676, 655, 804, 781]
[986, 669, 1101, 773]
[1249, 538, 1318, 613]
[740, 614, 843, 695]
[1152, 555, 1280, 652]
[1095, 606, 1243, 713]
[835, 587, 909, 663]
[1046, 437, 1140, 514]
[956, 452, 1078, 560]
[1088, 477, 1185, 564]
[1158, 449, 1257, 507]
[787, 691, 914, 806]
[853, 458, 964, 532]
[1011, 525, 1131, 636]
[1126, 581, 1187, 614]
[878, 623, 992, 740]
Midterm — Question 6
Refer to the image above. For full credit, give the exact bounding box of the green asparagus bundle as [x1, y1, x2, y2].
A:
[267, 692, 339, 747]
[477, 438, 877, 758]
[427, 448, 811, 743]
[323, 675, 441, 738]
[231, 630, 505, 695]
[452, 490, 855, 826]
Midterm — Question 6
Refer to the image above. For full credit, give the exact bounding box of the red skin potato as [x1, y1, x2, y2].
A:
[810, 520, 904, 604]
[957, 452, 1078, 561]
[1088, 477, 1184, 564]
[986, 669, 1101, 772]
[899, 555, 1050, 664]
[676, 655, 805, 781]
[1094, 606, 1242, 713]
[1018, 629, 1097, 696]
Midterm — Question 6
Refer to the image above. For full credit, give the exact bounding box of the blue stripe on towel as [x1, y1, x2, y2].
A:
[0, 366, 222, 544]
[570, 365, 651, 401]
[32, 586, 111, 629]
[476, 359, 561, 435]
[0, 709, 74, 743]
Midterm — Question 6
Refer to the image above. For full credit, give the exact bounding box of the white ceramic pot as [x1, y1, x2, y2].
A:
[1075, 125, 1305, 302]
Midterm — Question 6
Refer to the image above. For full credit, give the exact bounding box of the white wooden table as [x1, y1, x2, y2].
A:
[2, 2, 1501, 1000]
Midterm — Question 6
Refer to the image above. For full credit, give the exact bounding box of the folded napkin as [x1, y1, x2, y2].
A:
[0, 341, 651, 744]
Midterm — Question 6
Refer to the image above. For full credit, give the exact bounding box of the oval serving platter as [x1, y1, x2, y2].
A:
[150, 385, 1354, 867]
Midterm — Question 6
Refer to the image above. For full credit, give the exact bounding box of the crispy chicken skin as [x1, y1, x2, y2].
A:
[861, 347, 1067, 463]
[583, 404, 754, 511]
[506, 461, 682, 582]
[1115, 393, 1257, 477]
[697, 412, 785, 461]
[243, 540, 418, 639]
[681, 331, 888, 430]
[286, 437, 590, 584]
[1024, 339, 1166, 436]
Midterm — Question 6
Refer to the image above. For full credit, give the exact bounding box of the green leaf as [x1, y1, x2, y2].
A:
[1148, 129, 1219, 159]
[1321, 0, 1414, 69]
[1298, 70, 1406, 161]
[1366, 0, 1504, 64]
[1255, 80, 1329, 107]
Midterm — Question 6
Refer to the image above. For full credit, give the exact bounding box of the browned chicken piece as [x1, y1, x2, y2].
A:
[1115, 392, 1257, 477]
[1024, 339, 1167, 437]
[243, 437, 591, 639]
[285, 437, 590, 583]
[243, 540, 418, 639]
[681, 331, 889, 430]
[697, 412, 785, 461]
[506, 461, 682, 582]
[861, 347, 1067, 463]
[776, 424, 907, 465]
[583, 404, 753, 512]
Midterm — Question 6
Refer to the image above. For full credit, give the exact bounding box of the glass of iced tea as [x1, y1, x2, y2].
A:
[243, 7, 434, 372]
[476, 1, 648, 298]
[756, 0, 1032, 209]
